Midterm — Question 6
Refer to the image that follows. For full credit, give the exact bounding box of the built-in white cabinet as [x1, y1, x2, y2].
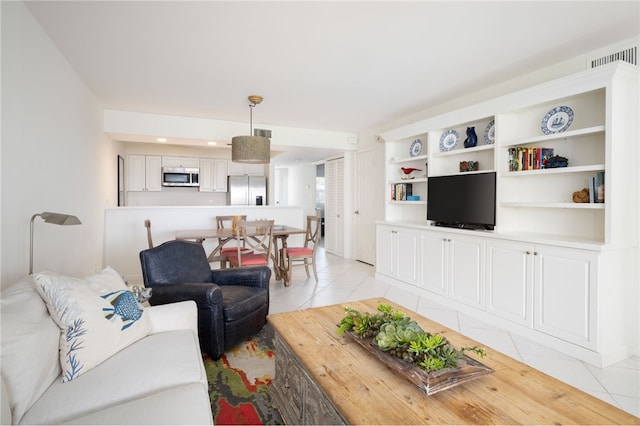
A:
[418, 231, 484, 308]
[375, 63, 638, 367]
[533, 245, 596, 349]
[486, 239, 533, 327]
[199, 158, 228, 192]
[376, 225, 419, 286]
[162, 156, 199, 168]
[227, 161, 265, 176]
[127, 155, 162, 192]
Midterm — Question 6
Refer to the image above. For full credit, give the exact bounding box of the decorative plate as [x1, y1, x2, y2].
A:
[439, 130, 459, 152]
[541, 106, 574, 135]
[484, 120, 495, 144]
[409, 139, 423, 157]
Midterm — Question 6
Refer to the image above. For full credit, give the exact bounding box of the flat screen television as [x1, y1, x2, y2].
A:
[427, 172, 496, 230]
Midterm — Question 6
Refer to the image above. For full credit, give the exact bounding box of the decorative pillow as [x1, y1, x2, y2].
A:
[33, 267, 152, 382]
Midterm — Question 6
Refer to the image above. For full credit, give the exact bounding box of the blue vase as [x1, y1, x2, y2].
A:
[464, 127, 478, 148]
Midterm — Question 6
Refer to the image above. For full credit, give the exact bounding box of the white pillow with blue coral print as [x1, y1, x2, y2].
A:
[34, 267, 152, 382]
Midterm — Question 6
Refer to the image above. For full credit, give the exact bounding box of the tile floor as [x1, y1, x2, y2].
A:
[269, 246, 640, 418]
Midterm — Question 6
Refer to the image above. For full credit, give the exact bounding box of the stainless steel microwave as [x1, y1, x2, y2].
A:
[161, 166, 199, 187]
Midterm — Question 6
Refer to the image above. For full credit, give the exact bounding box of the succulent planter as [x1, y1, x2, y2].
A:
[345, 331, 493, 395]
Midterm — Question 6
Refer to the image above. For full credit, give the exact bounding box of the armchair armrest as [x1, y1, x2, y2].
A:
[149, 283, 223, 307]
[145, 300, 198, 336]
[210, 266, 271, 289]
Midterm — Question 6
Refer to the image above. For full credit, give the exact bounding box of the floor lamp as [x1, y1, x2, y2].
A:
[29, 211, 82, 275]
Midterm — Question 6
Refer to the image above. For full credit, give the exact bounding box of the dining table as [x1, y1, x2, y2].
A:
[175, 225, 306, 287]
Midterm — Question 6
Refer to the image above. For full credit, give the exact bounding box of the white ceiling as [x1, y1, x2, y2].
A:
[25, 1, 640, 165]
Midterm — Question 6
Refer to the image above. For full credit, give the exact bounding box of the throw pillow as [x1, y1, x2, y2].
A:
[33, 267, 152, 382]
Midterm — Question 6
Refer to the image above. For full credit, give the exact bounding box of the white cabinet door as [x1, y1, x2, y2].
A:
[396, 228, 418, 286]
[200, 159, 229, 192]
[376, 226, 396, 278]
[448, 234, 485, 309]
[199, 159, 214, 192]
[534, 245, 597, 349]
[486, 239, 533, 326]
[376, 225, 418, 285]
[227, 161, 265, 176]
[162, 156, 199, 168]
[127, 155, 146, 191]
[213, 159, 228, 191]
[144, 156, 162, 191]
[418, 231, 448, 296]
[127, 155, 161, 191]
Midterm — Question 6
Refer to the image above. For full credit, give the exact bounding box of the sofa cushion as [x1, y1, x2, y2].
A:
[0, 276, 61, 424]
[63, 383, 213, 425]
[33, 267, 152, 382]
[20, 329, 207, 425]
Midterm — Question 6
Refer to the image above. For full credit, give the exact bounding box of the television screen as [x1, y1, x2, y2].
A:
[427, 172, 496, 230]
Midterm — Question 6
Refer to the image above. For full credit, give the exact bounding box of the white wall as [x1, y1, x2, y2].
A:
[1, 2, 118, 287]
[284, 163, 317, 218]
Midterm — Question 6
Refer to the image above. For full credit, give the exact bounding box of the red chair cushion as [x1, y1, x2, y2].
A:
[227, 254, 268, 266]
[287, 247, 313, 256]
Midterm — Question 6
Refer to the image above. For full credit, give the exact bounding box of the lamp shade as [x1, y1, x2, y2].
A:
[231, 136, 271, 164]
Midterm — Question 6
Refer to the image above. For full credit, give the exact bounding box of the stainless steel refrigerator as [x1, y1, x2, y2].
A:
[228, 176, 267, 205]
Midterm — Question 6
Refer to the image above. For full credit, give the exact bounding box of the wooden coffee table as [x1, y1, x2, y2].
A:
[268, 298, 639, 425]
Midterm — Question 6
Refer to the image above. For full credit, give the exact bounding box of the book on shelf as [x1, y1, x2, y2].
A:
[508, 147, 554, 171]
[587, 171, 605, 203]
[390, 183, 413, 201]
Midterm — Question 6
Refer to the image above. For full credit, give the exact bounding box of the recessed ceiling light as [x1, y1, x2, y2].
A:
[207, 141, 217, 146]
[156, 137, 167, 142]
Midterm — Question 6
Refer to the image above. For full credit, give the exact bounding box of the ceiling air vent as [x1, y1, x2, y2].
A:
[587, 45, 637, 68]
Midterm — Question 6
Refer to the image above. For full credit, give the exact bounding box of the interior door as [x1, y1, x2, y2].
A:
[325, 157, 344, 257]
[355, 149, 376, 265]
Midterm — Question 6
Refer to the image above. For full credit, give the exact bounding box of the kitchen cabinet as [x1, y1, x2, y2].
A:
[127, 155, 162, 192]
[227, 161, 265, 176]
[376, 225, 418, 286]
[419, 230, 485, 308]
[162, 156, 199, 168]
[199, 158, 228, 192]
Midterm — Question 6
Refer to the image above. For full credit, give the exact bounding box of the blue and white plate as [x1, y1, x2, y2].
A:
[409, 138, 423, 157]
[484, 120, 495, 144]
[541, 106, 574, 135]
[439, 130, 459, 152]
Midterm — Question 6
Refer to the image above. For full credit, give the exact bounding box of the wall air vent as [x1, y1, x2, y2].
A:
[587, 45, 637, 68]
[254, 128, 272, 138]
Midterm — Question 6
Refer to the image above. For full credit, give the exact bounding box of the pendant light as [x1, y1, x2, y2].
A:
[231, 95, 270, 164]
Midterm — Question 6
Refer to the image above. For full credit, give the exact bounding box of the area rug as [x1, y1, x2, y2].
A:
[203, 322, 284, 425]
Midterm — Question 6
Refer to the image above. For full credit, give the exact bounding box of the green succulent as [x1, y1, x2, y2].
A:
[337, 304, 488, 373]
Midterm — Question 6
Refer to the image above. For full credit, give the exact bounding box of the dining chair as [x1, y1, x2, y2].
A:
[214, 215, 248, 268]
[144, 219, 154, 249]
[283, 215, 321, 282]
[227, 220, 274, 268]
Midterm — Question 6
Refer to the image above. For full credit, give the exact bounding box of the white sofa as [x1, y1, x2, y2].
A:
[1, 274, 213, 425]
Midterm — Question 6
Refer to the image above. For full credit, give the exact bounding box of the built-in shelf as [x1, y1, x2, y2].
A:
[431, 144, 494, 157]
[501, 202, 605, 209]
[388, 200, 427, 205]
[389, 154, 428, 164]
[501, 164, 605, 177]
[503, 125, 605, 148]
[388, 177, 428, 184]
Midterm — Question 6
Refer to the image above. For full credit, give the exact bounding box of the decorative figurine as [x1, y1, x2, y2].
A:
[464, 127, 478, 148]
[400, 167, 422, 180]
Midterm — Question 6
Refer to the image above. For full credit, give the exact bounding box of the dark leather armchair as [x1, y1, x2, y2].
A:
[139, 240, 270, 359]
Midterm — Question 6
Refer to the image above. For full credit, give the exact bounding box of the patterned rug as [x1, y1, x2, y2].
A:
[203, 322, 284, 425]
